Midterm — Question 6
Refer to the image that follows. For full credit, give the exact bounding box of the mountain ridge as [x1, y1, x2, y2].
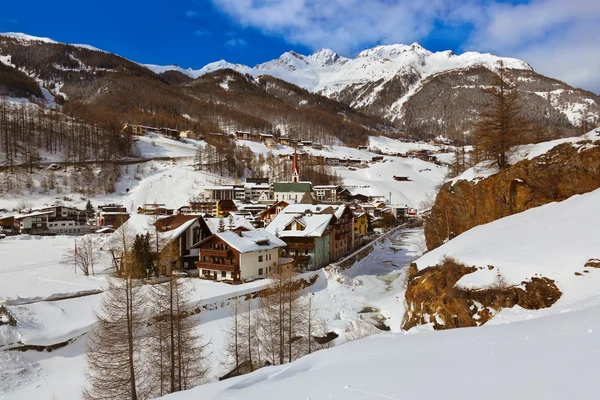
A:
[1, 32, 599, 140]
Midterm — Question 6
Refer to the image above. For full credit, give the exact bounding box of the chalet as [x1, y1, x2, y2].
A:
[137, 203, 174, 216]
[311, 143, 323, 150]
[177, 206, 191, 215]
[193, 230, 286, 282]
[159, 127, 180, 138]
[371, 155, 384, 162]
[313, 185, 339, 202]
[243, 182, 271, 202]
[259, 133, 274, 143]
[354, 212, 369, 237]
[38, 205, 89, 234]
[325, 157, 340, 165]
[180, 130, 203, 140]
[336, 187, 353, 202]
[265, 211, 333, 270]
[393, 176, 410, 182]
[235, 131, 261, 142]
[122, 123, 159, 136]
[216, 199, 238, 218]
[357, 145, 368, 150]
[155, 214, 199, 232]
[300, 140, 313, 147]
[9, 205, 90, 235]
[0, 216, 15, 231]
[389, 204, 410, 219]
[256, 200, 289, 224]
[97, 204, 129, 229]
[349, 193, 370, 203]
[345, 158, 363, 166]
[204, 185, 236, 201]
[13, 211, 53, 234]
[159, 217, 206, 272]
[236, 204, 268, 218]
[278, 137, 295, 146]
[189, 200, 218, 216]
[265, 204, 354, 269]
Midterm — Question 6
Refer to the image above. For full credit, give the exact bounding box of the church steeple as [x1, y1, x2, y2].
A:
[291, 146, 300, 182]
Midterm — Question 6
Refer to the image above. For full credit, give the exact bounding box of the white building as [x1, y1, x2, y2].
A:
[193, 229, 287, 282]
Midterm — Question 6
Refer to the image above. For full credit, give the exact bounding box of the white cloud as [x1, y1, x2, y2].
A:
[466, 0, 600, 93]
[195, 29, 211, 37]
[210, 0, 600, 93]
[211, 0, 456, 54]
[224, 37, 247, 47]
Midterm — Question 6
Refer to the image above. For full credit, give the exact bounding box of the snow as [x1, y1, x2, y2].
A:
[163, 299, 600, 400]
[368, 135, 441, 154]
[234, 138, 447, 208]
[2, 295, 101, 346]
[204, 217, 255, 234]
[212, 230, 286, 253]
[0, 235, 108, 304]
[415, 187, 600, 309]
[0, 32, 58, 44]
[0, 32, 107, 53]
[452, 129, 600, 185]
[265, 213, 333, 238]
[142, 43, 531, 119]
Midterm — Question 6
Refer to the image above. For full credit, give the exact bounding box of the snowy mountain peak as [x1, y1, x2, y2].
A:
[307, 48, 348, 67]
[0, 32, 58, 44]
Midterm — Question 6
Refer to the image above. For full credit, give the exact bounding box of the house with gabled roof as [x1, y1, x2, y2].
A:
[193, 229, 287, 282]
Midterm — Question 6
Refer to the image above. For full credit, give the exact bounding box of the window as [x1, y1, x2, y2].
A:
[258, 255, 263, 262]
[305, 249, 309, 255]
[221, 271, 226, 278]
[258, 268, 263, 275]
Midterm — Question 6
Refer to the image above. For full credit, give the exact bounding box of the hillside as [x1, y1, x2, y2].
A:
[425, 129, 600, 250]
[149, 181, 600, 400]
[146, 44, 600, 139]
[2, 32, 598, 145]
[0, 34, 385, 147]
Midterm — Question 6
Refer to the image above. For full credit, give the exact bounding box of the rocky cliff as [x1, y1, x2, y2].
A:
[425, 132, 600, 251]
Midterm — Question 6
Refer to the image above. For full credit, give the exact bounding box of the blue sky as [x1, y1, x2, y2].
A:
[1, 0, 599, 92]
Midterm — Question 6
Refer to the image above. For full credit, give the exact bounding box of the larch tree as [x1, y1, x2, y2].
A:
[148, 272, 210, 396]
[83, 277, 149, 400]
[473, 63, 528, 170]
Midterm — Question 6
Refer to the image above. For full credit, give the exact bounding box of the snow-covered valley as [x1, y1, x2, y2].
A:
[1, 129, 600, 400]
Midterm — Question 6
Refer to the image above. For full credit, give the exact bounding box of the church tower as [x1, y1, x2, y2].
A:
[291, 146, 300, 182]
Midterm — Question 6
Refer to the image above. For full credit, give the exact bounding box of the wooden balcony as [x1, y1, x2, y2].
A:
[201, 248, 230, 257]
[286, 242, 315, 250]
[195, 262, 238, 272]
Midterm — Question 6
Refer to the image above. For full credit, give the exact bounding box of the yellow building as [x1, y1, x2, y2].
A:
[354, 212, 368, 237]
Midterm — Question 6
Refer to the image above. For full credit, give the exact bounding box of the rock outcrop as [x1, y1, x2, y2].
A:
[402, 259, 562, 331]
[425, 137, 600, 251]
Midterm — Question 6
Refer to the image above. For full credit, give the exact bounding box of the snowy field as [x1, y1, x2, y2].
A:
[0, 225, 425, 399]
[159, 188, 600, 400]
[164, 300, 600, 400]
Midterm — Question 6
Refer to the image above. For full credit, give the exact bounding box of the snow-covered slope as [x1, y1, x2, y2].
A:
[416, 186, 600, 311]
[451, 129, 600, 186]
[0, 32, 106, 53]
[162, 302, 600, 400]
[144, 44, 531, 118]
[157, 186, 600, 400]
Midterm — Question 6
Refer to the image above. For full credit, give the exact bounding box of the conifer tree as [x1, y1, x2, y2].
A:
[473, 63, 528, 170]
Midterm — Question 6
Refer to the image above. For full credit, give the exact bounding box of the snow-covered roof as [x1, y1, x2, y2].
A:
[280, 204, 347, 219]
[213, 230, 286, 253]
[265, 212, 333, 238]
[14, 211, 54, 220]
[204, 217, 255, 234]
